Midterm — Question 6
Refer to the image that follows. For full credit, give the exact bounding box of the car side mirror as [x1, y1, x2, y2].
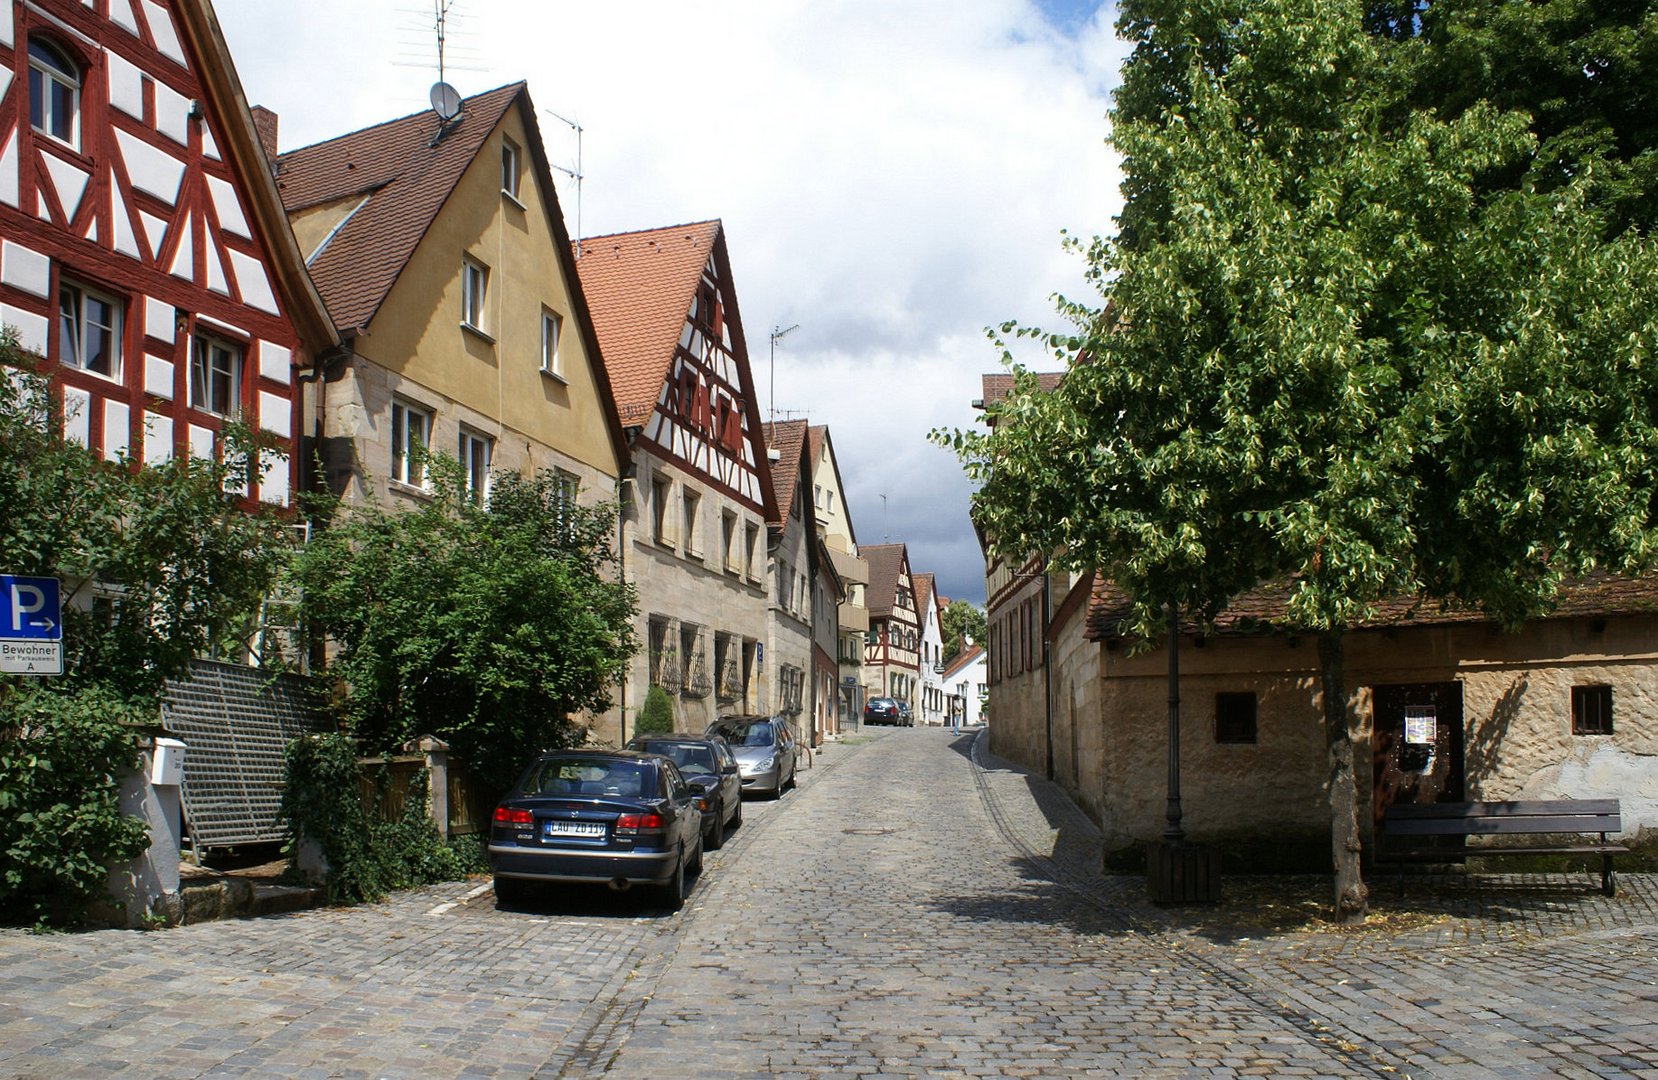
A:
[687, 777, 715, 796]
[721, 762, 739, 776]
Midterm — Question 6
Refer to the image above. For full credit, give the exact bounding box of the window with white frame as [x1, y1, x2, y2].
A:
[540, 308, 563, 377]
[189, 332, 242, 416]
[459, 428, 492, 503]
[461, 258, 488, 331]
[58, 281, 122, 380]
[391, 399, 432, 488]
[501, 138, 520, 199]
[552, 469, 579, 532]
[28, 38, 79, 149]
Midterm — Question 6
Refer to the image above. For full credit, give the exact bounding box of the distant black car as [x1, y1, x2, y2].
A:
[864, 697, 901, 725]
[627, 734, 743, 849]
[489, 749, 706, 910]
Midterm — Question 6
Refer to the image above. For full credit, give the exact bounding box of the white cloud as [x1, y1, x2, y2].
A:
[217, 0, 1129, 603]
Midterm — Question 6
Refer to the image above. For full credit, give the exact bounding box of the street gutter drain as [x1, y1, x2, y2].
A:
[843, 828, 896, 837]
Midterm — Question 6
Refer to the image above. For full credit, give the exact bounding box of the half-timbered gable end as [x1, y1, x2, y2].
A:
[0, 0, 333, 504]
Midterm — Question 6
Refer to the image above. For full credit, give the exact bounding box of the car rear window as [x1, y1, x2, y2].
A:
[524, 758, 651, 797]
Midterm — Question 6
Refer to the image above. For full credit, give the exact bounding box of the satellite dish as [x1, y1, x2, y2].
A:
[429, 82, 463, 123]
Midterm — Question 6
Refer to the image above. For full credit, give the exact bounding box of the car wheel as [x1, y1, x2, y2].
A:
[658, 848, 686, 912]
[494, 876, 529, 908]
[706, 804, 726, 850]
[730, 798, 743, 829]
[688, 835, 704, 876]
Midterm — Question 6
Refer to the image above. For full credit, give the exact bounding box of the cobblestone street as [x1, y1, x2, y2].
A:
[2, 728, 1654, 1079]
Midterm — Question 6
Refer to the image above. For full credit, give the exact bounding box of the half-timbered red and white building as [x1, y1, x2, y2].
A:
[577, 219, 780, 740]
[0, 0, 333, 504]
[862, 542, 921, 714]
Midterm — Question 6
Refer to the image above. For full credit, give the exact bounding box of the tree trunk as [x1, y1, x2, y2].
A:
[1319, 631, 1368, 924]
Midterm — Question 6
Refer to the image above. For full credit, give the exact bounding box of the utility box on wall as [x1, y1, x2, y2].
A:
[150, 738, 187, 787]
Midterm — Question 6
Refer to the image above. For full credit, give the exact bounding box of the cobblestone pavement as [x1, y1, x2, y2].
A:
[1, 728, 1654, 1079]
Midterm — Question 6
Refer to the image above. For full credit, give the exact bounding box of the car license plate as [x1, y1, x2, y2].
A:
[545, 820, 605, 838]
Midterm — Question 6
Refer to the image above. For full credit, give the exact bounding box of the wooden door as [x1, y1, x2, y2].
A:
[1371, 681, 1464, 828]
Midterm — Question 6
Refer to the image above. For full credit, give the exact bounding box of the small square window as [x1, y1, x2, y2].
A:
[59, 281, 123, 380]
[189, 332, 242, 416]
[461, 258, 488, 331]
[501, 138, 520, 198]
[1215, 692, 1258, 744]
[459, 429, 492, 503]
[541, 309, 563, 377]
[29, 39, 80, 150]
[391, 399, 432, 488]
[1572, 685, 1613, 736]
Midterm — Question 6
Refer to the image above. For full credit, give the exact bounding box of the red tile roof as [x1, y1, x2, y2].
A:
[914, 572, 935, 619]
[807, 424, 825, 472]
[276, 83, 523, 333]
[941, 644, 984, 681]
[862, 543, 910, 619]
[574, 220, 722, 423]
[1087, 572, 1658, 641]
[980, 371, 1064, 407]
[764, 419, 810, 528]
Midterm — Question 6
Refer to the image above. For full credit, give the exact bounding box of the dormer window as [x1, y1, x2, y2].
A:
[28, 38, 80, 150]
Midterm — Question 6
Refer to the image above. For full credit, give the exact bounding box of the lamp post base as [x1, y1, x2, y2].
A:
[1147, 840, 1221, 905]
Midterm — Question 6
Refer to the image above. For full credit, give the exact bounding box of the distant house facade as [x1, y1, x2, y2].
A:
[915, 573, 946, 725]
[275, 82, 626, 517]
[0, 0, 334, 500]
[862, 543, 920, 712]
[809, 424, 869, 729]
[764, 419, 816, 733]
[942, 643, 986, 728]
[577, 220, 779, 741]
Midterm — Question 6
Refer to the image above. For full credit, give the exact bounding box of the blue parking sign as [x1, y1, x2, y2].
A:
[1, 576, 62, 640]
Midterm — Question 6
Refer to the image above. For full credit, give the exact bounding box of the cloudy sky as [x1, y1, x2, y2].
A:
[215, 0, 1130, 605]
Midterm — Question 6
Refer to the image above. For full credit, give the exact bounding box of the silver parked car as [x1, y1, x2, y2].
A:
[706, 715, 798, 798]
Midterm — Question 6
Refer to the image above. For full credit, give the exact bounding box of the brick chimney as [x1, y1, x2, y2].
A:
[250, 105, 279, 162]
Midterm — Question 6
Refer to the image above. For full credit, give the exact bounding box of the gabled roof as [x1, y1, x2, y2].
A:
[941, 644, 985, 681]
[764, 419, 810, 528]
[862, 543, 911, 619]
[807, 424, 859, 547]
[1087, 572, 1658, 642]
[914, 572, 936, 621]
[575, 220, 724, 423]
[276, 83, 522, 334]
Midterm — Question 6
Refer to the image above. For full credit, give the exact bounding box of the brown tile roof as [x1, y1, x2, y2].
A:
[276, 83, 523, 333]
[763, 419, 810, 528]
[1087, 572, 1658, 642]
[862, 543, 910, 619]
[914, 572, 935, 618]
[941, 643, 984, 681]
[574, 220, 722, 424]
[807, 424, 825, 472]
[980, 371, 1064, 407]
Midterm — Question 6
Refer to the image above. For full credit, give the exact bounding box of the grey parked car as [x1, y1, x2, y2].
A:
[706, 715, 798, 798]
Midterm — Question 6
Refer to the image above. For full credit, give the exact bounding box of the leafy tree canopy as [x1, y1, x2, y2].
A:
[294, 460, 637, 792]
[941, 600, 986, 665]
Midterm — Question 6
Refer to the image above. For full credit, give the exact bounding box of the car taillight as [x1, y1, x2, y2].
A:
[494, 806, 533, 826]
[614, 812, 665, 836]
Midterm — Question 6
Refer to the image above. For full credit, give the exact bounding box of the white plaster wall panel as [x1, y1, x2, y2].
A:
[62, 386, 91, 446]
[0, 303, 48, 356]
[227, 250, 276, 313]
[113, 129, 184, 204]
[36, 200, 51, 223]
[187, 422, 213, 461]
[0, 65, 12, 106]
[109, 0, 139, 36]
[168, 217, 194, 281]
[144, 353, 173, 398]
[0, 131, 18, 208]
[139, 210, 168, 257]
[1, 240, 50, 298]
[106, 50, 145, 119]
[201, 128, 219, 161]
[140, 2, 185, 66]
[143, 411, 172, 464]
[258, 390, 289, 439]
[144, 296, 174, 344]
[102, 399, 130, 460]
[258, 341, 291, 384]
[204, 236, 228, 295]
[259, 453, 289, 507]
[0, 4, 11, 47]
[111, 182, 140, 258]
[43, 155, 89, 220]
[207, 176, 249, 238]
[154, 83, 190, 146]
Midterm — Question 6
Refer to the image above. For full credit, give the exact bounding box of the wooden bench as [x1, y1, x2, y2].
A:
[1379, 800, 1627, 897]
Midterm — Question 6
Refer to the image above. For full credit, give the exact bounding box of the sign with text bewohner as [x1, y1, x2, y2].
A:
[1, 575, 63, 675]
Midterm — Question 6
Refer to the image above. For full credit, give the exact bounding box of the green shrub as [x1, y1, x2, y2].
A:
[279, 733, 468, 905]
[0, 686, 152, 928]
[635, 685, 675, 735]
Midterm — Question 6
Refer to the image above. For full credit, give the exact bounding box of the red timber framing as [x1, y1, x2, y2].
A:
[637, 246, 767, 514]
[0, 0, 330, 506]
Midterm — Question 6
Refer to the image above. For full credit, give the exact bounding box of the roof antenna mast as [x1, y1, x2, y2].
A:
[545, 111, 584, 256]
[769, 324, 799, 426]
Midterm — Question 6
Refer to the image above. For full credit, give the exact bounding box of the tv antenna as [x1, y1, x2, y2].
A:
[545, 110, 585, 256]
[769, 324, 799, 425]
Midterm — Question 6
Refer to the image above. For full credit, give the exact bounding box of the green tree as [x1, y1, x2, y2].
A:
[940, 600, 986, 665]
[942, 0, 1658, 922]
[635, 684, 675, 735]
[0, 337, 295, 925]
[294, 461, 637, 793]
